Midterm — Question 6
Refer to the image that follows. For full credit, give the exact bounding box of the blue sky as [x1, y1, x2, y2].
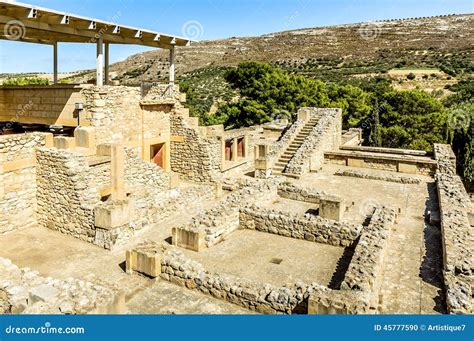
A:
[0, 0, 473, 73]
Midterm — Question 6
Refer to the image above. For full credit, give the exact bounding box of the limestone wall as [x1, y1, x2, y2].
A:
[0, 257, 123, 314]
[239, 205, 362, 247]
[324, 151, 437, 176]
[124, 148, 170, 192]
[434, 144, 473, 314]
[267, 120, 305, 163]
[277, 182, 334, 204]
[170, 110, 221, 182]
[36, 148, 100, 243]
[0, 133, 52, 234]
[82, 86, 172, 168]
[341, 207, 396, 305]
[0, 85, 84, 127]
[160, 250, 369, 314]
[286, 108, 342, 175]
[173, 179, 279, 250]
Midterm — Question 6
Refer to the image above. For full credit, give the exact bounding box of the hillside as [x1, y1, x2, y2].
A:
[65, 13, 473, 86]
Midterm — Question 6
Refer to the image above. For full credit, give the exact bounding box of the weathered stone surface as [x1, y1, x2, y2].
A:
[434, 144, 473, 314]
[239, 204, 361, 247]
[0, 257, 122, 315]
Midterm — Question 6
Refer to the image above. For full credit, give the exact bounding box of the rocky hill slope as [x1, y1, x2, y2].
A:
[68, 13, 473, 85]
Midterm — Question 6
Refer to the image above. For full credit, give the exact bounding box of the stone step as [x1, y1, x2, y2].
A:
[279, 156, 292, 161]
[294, 138, 306, 142]
[275, 162, 288, 167]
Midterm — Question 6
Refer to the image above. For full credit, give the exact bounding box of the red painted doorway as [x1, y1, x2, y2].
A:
[151, 143, 165, 168]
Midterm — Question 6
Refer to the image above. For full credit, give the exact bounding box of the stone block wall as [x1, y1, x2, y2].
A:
[82, 86, 172, 168]
[434, 144, 473, 314]
[286, 108, 342, 175]
[173, 179, 279, 250]
[36, 148, 100, 243]
[0, 85, 84, 127]
[0, 133, 52, 234]
[239, 205, 362, 247]
[155, 249, 371, 314]
[170, 108, 221, 182]
[124, 148, 170, 192]
[341, 207, 396, 305]
[161, 249, 368, 314]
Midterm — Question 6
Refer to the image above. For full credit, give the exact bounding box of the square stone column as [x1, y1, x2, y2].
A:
[110, 144, 126, 201]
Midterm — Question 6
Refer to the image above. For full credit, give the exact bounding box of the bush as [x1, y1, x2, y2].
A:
[407, 72, 416, 80]
[3, 77, 49, 86]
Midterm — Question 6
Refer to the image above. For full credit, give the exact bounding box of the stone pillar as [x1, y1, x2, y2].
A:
[320, 198, 344, 222]
[110, 144, 126, 201]
[254, 144, 271, 179]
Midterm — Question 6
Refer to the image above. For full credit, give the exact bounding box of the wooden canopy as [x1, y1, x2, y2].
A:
[0, 1, 191, 48]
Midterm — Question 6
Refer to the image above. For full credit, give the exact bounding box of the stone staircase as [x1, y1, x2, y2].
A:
[272, 117, 319, 177]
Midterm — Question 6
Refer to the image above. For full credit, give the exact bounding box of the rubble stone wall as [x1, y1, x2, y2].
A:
[160, 250, 369, 314]
[434, 144, 473, 314]
[341, 207, 396, 302]
[175, 179, 279, 248]
[82, 86, 171, 154]
[0, 257, 123, 314]
[124, 148, 170, 192]
[277, 182, 338, 204]
[0, 133, 52, 234]
[239, 205, 362, 247]
[36, 148, 100, 243]
[170, 111, 221, 182]
[286, 108, 342, 175]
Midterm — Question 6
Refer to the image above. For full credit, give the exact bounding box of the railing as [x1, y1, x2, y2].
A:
[140, 82, 174, 99]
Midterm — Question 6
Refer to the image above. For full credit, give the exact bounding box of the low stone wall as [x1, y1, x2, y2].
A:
[334, 169, 422, 185]
[434, 144, 473, 314]
[239, 205, 362, 247]
[160, 250, 369, 314]
[341, 207, 396, 305]
[124, 147, 170, 192]
[277, 182, 336, 204]
[325, 151, 437, 176]
[36, 148, 100, 243]
[0, 133, 52, 234]
[286, 108, 342, 175]
[0, 257, 123, 314]
[173, 179, 279, 250]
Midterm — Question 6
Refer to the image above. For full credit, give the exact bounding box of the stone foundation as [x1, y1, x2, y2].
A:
[0, 257, 124, 314]
[239, 205, 361, 247]
[434, 144, 473, 314]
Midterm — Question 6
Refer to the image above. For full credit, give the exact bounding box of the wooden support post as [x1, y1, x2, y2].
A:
[96, 37, 104, 86]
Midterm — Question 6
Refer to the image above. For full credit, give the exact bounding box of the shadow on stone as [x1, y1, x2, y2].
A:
[419, 182, 446, 314]
[328, 242, 357, 289]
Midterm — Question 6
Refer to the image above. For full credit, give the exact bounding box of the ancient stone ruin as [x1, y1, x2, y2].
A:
[0, 81, 471, 315]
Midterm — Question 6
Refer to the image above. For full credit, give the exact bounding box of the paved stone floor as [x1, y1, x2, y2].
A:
[296, 165, 445, 314]
[127, 281, 254, 314]
[182, 229, 344, 287]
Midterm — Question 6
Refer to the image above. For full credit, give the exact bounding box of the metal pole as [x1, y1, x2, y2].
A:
[53, 42, 58, 84]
